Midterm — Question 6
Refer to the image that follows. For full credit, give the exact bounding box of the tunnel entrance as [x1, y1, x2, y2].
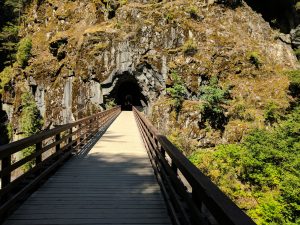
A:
[103, 73, 148, 111]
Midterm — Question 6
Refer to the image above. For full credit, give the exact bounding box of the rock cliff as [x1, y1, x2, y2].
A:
[0, 0, 298, 144]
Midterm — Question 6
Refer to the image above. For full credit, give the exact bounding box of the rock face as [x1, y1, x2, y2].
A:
[0, 0, 298, 144]
[0, 99, 10, 145]
[244, 0, 300, 34]
[291, 25, 300, 49]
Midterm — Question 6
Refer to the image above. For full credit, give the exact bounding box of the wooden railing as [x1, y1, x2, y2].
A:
[133, 107, 256, 225]
[0, 106, 121, 220]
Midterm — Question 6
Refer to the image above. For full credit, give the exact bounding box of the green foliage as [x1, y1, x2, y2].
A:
[164, 13, 174, 23]
[166, 71, 187, 113]
[187, 5, 198, 18]
[21, 92, 43, 136]
[190, 106, 300, 224]
[114, 21, 123, 29]
[6, 122, 13, 140]
[248, 51, 262, 69]
[0, 0, 31, 69]
[168, 129, 197, 156]
[182, 39, 197, 56]
[16, 37, 32, 68]
[199, 76, 230, 129]
[0, 23, 19, 67]
[20, 92, 43, 171]
[264, 102, 281, 125]
[118, 0, 128, 5]
[295, 1, 300, 11]
[0, 66, 13, 94]
[105, 98, 117, 109]
[287, 70, 300, 99]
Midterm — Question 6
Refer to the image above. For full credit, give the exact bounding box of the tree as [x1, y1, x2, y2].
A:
[199, 76, 230, 130]
[0, 0, 30, 70]
[0, 23, 19, 67]
[16, 37, 32, 68]
[166, 71, 187, 113]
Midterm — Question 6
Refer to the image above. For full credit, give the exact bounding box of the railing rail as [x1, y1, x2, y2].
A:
[133, 107, 256, 225]
[0, 106, 121, 220]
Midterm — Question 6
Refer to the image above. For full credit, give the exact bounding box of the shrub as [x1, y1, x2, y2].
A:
[0, 22, 19, 67]
[119, 0, 128, 5]
[6, 122, 13, 140]
[264, 102, 280, 125]
[166, 71, 187, 113]
[182, 39, 197, 56]
[16, 37, 32, 68]
[20, 92, 43, 171]
[287, 70, 300, 100]
[164, 13, 174, 23]
[21, 92, 43, 135]
[248, 51, 262, 69]
[191, 106, 300, 224]
[199, 76, 230, 130]
[0, 66, 13, 94]
[188, 6, 198, 18]
[105, 98, 117, 109]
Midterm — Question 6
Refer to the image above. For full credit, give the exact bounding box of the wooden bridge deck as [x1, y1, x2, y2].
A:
[3, 111, 172, 225]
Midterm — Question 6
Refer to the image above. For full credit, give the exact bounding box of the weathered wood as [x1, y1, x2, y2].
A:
[55, 133, 61, 153]
[3, 111, 171, 225]
[35, 142, 42, 165]
[0, 107, 120, 158]
[1, 156, 11, 189]
[0, 107, 121, 222]
[133, 107, 256, 225]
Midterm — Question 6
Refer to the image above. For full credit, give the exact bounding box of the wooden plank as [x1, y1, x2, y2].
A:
[0, 107, 120, 158]
[133, 107, 256, 225]
[2, 111, 171, 225]
[5, 218, 172, 225]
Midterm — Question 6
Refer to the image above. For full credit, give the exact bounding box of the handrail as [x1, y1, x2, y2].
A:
[0, 106, 121, 221]
[133, 107, 256, 225]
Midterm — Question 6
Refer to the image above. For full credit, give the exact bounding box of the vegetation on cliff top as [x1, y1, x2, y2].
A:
[190, 105, 300, 225]
[16, 37, 32, 68]
[0, 0, 30, 70]
[166, 71, 187, 113]
[199, 76, 230, 130]
[20, 92, 43, 171]
[188, 73, 300, 224]
[154, 66, 300, 224]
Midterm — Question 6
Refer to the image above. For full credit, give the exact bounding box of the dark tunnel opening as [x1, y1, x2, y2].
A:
[104, 74, 148, 111]
[244, 0, 298, 34]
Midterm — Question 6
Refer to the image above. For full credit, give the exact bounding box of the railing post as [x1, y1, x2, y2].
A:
[84, 121, 88, 141]
[55, 133, 61, 153]
[79, 123, 83, 144]
[68, 128, 73, 151]
[97, 115, 101, 130]
[159, 142, 166, 157]
[1, 155, 11, 189]
[35, 142, 42, 165]
[92, 118, 96, 135]
[87, 119, 91, 137]
[171, 161, 178, 175]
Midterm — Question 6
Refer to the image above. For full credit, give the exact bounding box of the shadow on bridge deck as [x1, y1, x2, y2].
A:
[3, 112, 172, 225]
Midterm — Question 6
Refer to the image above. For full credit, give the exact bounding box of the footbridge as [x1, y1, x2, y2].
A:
[0, 107, 256, 225]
